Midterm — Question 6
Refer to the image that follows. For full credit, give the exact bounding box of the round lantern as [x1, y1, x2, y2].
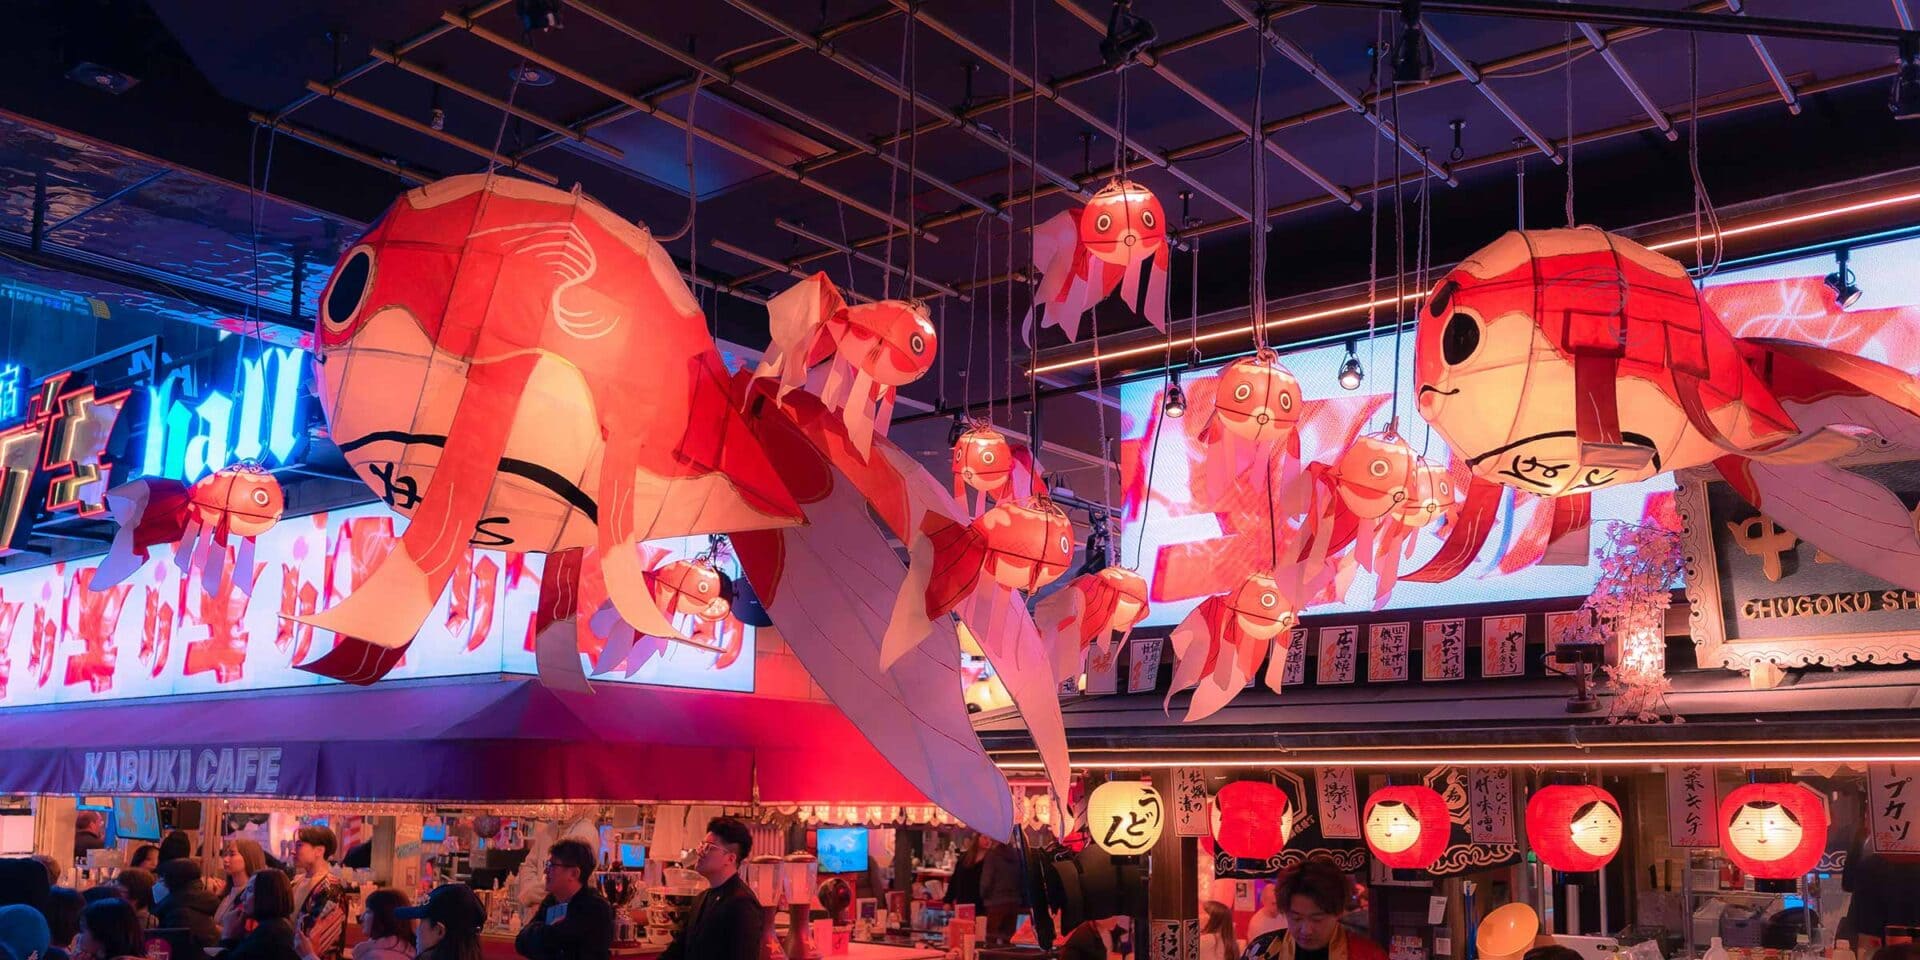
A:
[649, 559, 732, 622]
[1226, 572, 1291, 641]
[1526, 784, 1623, 873]
[1210, 781, 1293, 861]
[1363, 785, 1451, 872]
[831, 298, 937, 389]
[1334, 432, 1419, 520]
[190, 464, 285, 538]
[1087, 779, 1164, 855]
[1209, 352, 1302, 445]
[1095, 566, 1151, 633]
[1079, 179, 1166, 267]
[1719, 779, 1828, 891]
[1390, 459, 1458, 531]
[979, 498, 1073, 592]
[952, 426, 1014, 496]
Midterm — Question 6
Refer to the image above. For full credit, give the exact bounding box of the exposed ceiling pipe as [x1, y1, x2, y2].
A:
[773, 218, 968, 301]
[368, 48, 628, 160]
[302, 80, 559, 183]
[1724, 0, 1803, 115]
[247, 112, 435, 184]
[438, 10, 932, 237]
[1219, 0, 1459, 186]
[564, 0, 1008, 222]
[1422, 24, 1562, 163]
[269, 0, 514, 123]
[1560, 7, 1680, 141]
[711, 238, 876, 303]
[890, 0, 1254, 221]
[1302, 0, 1910, 46]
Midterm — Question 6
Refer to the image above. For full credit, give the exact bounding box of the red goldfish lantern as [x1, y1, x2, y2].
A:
[1526, 784, 1623, 873]
[924, 496, 1073, 621]
[1332, 431, 1427, 608]
[1166, 571, 1312, 722]
[1227, 572, 1293, 641]
[295, 174, 803, 684]
[1410, 227, 1920, 590]
[755, 272, 937, 458]
[1027, 179, 1170, 342]
[95, 478, 195, 590]
[1201, 351, 1303, 448]
[1036, 564, 1151, 685]
[649, 558, 731, 622]
[951, 424, 1036, 513]
[1363, 785, 1451, 872]
[1391, 461, 1460, 531]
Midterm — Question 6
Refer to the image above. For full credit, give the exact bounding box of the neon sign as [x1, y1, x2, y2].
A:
[0, 373, 131, 552]
[0, 365, 22, 423]
[139, 346, 307, 483]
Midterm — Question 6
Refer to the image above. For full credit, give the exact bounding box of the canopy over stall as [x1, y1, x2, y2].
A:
[0, 677, 929, 805]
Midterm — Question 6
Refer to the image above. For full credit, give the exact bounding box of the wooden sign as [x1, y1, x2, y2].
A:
[1173, 767, 1211, 837]
[1283, 627, 1308, 686]
[1317, 626, 1358, 685]
[1367, 622, 1411, 682]
[1481, 614, 1528, 678]
[1422, 618, 1467, 681]
[1127, 637, 1163, 694]
[1665, 763, 1720, 847]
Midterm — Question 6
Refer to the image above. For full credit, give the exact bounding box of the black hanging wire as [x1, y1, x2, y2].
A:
[1365, 13, 1385, 384]
[882, 16, 913, 300]
[1025, 0, 1041, 453]
[1417, 150, 1436, 458]
[1250, 19, 1281, 571]
[1686, 32, 1725, 280]
[1563, 24, 1576, 228]
[1387, 68, 1406, 431]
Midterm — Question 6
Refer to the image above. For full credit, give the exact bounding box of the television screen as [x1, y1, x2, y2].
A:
[114, 797, 160, 841]
[421, 823, 448, 843]
[816, 828, 868, 874]
[618, 843, 646, 869]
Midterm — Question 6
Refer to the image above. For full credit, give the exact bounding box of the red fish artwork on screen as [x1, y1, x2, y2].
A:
[62, 569, 132, 693]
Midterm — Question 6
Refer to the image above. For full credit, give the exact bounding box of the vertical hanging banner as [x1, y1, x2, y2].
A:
[1317, 626, 1358, 685]
[1173, 767, 1211, 837]
[1543, 610, 1582, 659]
[1481, 614, 1528, 678]
[1151, 920, 1182, 960]
[1283, 627, 1307, 686]
[1666, 764, 1720, 847]
[1086, 643, 1121, 695]
[1317, 766, 1362, 839]
[1422, 619, 1467, 681]
[1467, 767, 1517, 844]
[1367, 622, 1410, 683]
[1128, 637, 1163, 694]
[1869, 764, 1920, 853]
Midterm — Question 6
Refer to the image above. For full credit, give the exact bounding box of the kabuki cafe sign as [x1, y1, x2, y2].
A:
[76, 745, 309, 796]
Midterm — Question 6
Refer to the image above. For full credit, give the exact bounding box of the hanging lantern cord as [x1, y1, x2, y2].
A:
[1248, 18, 1270, 357]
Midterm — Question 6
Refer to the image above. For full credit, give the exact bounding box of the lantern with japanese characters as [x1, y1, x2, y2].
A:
[1226, 572, 1292, 641]
[1203, 351, 1303, 446]
[980, 498, 1073, 592]
[1720, 780, 1828, 891]
[952, 425, 1015, 499]
[1087, 779, 1164, 855]
[1526, 784, 1623, 873]
[1363, 785, 1450, 872]
[1211, 781, 1293, 861]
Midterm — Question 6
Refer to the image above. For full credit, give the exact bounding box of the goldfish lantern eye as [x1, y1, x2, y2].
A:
[1140, 209, 1156, 229]
[324, 245, 375, 332]
[1233, 383, 1252, 401]
[980, 450, 996, 464]
[251, 488, 272, 506]
[1438, 480, 1451, 496]
[1278, 391, 1293, 412]
[1369, 459, 1390, 478]
[910, 333, 926, 354]
[1095, 213, 1113, 232]
[1442, 312, 1480, 365]
[1058, 535, 1071, 553]
[1260, 592, 1277, 608]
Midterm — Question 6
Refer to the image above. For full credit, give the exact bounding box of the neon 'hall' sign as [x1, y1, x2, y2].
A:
[139, 345, 308, 483]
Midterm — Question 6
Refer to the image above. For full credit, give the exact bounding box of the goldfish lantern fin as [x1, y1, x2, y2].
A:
[1263, 631, 1293, 694]
[1748, 338, 1920, 422]
[1138, 248, 1170, 332]
[94, 479, 192, 591]
[1026, 211, 1087, 344]
[1005, 443, 1038, 501]
[531, 548, 593, 692]
[922, 513, 988, 622]
[1720, 456, 1920, 593]
[1164, 595, 1226, 716]
[1540, 493, 1593, 566]
[840, 369, 880, 461]
[589, 604, 636, 675]
[758, 272, 845, 399]
[296, 636, 411, 685]
[953, 584, 1073, 812]
[1186, 619, 1251, 722]
[1404, 476, 1504, 583]
[1034, 582, 1089, 686]
[655, 357, 807, 535]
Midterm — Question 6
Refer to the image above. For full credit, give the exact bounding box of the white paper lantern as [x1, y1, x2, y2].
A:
[1087, 780, 1165, 855]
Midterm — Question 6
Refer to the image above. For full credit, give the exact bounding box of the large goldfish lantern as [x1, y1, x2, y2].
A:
[755, 272, 936, 458]
[950, 423, 1038, 515]
[1026, 179, 1170, 342]
[1411, 227, 1920, 591]
[294, 175, 802, 683]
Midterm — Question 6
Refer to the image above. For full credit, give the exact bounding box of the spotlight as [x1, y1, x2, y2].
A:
[65, 62, 138, 95]
[1392, 0, 1434, 85]
[1162, 370, 1187, 419]
[1823, 248, 1863, 308]
[429, 107, 446, 132]
[1338, 341, 1365, 390]
[1893, 34, 1920, 119]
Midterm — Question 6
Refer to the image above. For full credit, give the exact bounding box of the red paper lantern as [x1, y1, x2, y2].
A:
[1205, 352, 1302, 445]
[1390, 460, 1459, 531]
[190, 464, 285, 539]
[831, 298, 937, 389]
[1226, 572, 1292, 641]
[1079, 179, 1166, 266]
[1095, 566, 1150, 633]
[649, 559, 731, 622]
[1526, 784, 1623, 873]
[1334, 432, 1419, 520]
[952, 426, 1014, 498]
[1211, 781, 1293, 861]
[979, 498, 1073, 592]
[1364, 785, 1451, 871]
[1719, 781, 1828, 890]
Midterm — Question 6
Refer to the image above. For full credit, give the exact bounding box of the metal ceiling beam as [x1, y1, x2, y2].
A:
[773, 218, 968, 301]
[712, 239, 877, 303]
[564, 0, 1007, 222]
[438, 10, 929, 237]
[1562, 7, 1679, 141]
[1897, 0, 1916, 31]
[42, 170, 171, 235]
[1053, 0, 1361, 209]
[717, 0, 1091, 198]
[302, 80, 559, 183]
[1724, 0, 1802, 115]
[1220, 0, 1458, 186]
[368, 48, 628, 160]
[248, 112, 435, 184]
[1422, 24, 1561, 163]
[890, 0, 1254, 221]
[270, 0, 514, 122]
[1301, 0, 1912, 46]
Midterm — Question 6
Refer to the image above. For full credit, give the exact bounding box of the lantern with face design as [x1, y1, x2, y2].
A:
[952, 425, 1015, 501]
[1363, 785, 1451, 871]
[1026, 179, 1171, 342]
[1526, 784, 1623, 873]
[1202, 351, 1303, 447]
[1335, 432, 1420, 520]
[1719, 781, 1828, 890]
[1211, 780, 1293, 861]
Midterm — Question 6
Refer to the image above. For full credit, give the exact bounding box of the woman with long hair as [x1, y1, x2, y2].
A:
[221, 871, 300, 960]
[352, 890, 414, 960]
[1200, 900, 1238, 960]
[72, 898, 146, 960]
[214, 841, 268, 932]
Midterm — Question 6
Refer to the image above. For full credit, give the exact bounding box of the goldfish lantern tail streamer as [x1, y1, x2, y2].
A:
[93, 478, 194, 591]
[756, 272, 847, 400]
[1026, 210, 1093, 344]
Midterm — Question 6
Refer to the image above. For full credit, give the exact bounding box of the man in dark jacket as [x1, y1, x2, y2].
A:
[660, 818, 762, 960]
[514, 841, 613, 960]
[154, 859, 222, 947]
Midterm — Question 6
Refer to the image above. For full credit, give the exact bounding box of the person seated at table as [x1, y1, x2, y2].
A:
[71, 898, 146, 960]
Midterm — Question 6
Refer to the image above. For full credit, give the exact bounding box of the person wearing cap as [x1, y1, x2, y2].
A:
[660, 817, 762, 960]
[513, 842, 611, 960]
[0, 903, 51, 960]
[153, 860, 220, 948]
[396, 885, 485, 960]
